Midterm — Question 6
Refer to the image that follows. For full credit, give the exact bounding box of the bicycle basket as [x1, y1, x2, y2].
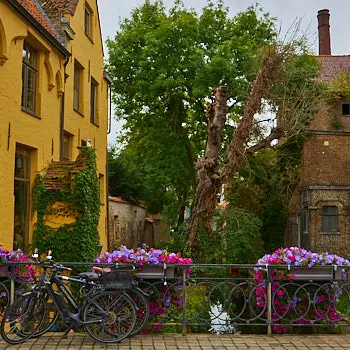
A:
[100, 270, 133, 289]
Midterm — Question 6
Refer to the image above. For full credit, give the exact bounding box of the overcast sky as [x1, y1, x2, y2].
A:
[97, 0, 350, 144]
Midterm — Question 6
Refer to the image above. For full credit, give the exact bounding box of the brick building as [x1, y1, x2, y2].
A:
[285, 10, 350, 257]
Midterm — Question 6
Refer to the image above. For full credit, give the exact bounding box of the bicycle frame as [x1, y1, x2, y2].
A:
[40, 272, 105, 328]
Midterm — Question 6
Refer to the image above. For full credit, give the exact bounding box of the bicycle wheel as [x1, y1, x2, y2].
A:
[0, 281, 9, 317]
[30, 291, 58, 338]
[0, 292, 46, 344]
[127, 288, 150, 335]
[2, 277, 33, 301]
[83, 290, 136, 343]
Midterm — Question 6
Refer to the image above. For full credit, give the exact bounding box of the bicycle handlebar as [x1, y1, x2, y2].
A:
[31, 248, 72, 271]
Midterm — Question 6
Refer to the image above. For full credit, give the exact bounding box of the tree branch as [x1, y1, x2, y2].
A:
[246, 127, 284, 154]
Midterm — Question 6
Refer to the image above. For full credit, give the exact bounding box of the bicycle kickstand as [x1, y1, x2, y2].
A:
[62, 327, 73, 339]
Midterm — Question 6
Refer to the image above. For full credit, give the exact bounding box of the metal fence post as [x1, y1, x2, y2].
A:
[10, 265, 15, 305]
[182, 267, 187, 335]
[267, 265, 272, 336]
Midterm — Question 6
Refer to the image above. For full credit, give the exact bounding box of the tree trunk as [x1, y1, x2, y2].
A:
[186, 86, 228, 255]
[186, 46, 284, 257]
[220, 46, 283, 182]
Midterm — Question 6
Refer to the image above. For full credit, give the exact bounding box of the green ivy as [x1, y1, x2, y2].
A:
[32, 147, 100, 263]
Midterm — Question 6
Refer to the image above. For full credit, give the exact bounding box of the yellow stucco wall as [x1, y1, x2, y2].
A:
[0, 0, 108, 253]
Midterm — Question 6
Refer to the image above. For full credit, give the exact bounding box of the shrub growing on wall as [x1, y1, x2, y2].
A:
[33, 147, 100, 262]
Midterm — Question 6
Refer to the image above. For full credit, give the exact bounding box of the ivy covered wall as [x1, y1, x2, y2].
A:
[33, 147, 101, 262]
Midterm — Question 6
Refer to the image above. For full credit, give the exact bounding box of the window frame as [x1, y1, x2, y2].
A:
[321, 206, 338, 233]
[90, 78, 98, 124]
[73, 61, 83, 114]
[14, 145, 31, 253]
[84, 4, 93, 39]
[341, 103, 350, 116]
[21, 41, 38, 114]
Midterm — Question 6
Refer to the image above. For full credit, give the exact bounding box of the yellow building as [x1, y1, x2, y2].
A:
[0, 0, 109, 253]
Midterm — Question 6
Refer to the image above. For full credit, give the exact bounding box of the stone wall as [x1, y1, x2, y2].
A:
[108, 197, 146, 250]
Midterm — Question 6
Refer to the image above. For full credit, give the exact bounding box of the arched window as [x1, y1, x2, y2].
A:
[322, 206, 338, 232]
[0, 18, 8, 65]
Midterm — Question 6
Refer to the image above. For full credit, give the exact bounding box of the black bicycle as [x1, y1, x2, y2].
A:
[89, 265, 150, 336]
[0, 256, 138, 344]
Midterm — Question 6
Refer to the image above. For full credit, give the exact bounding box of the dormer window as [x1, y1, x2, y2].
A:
[84, 4, 93, 39]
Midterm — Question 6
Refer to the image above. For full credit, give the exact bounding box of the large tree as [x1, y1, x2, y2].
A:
[107, 0, 324, 255]
[107, 1, 276, 218]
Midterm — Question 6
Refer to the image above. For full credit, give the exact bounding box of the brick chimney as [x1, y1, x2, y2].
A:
[318, 9, 331, 55]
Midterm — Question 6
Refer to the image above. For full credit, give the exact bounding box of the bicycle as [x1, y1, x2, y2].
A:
[0, 255, 138, 344]
[29, 252, 150, 337]
[89, 265, 150, 336]
[0, 260, 37, 308]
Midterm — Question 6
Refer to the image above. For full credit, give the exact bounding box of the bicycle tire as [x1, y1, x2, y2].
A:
[83, 290, 137, 343]
[30, 291, 58, 338]
[0, 281, 9, 316]
[127, 288, 150, 335]
[2, 278, 33, 300]
[0, 292, 46, 344]
[3, 280, 58, 338]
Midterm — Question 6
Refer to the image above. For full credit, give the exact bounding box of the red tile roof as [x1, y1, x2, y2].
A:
[109, 196, 131, 205]
[108, 196, 147, 209]
[16, 0, 59, 39]
[317, 56, 350, 82]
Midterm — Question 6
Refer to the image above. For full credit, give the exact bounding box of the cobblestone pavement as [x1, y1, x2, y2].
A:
[1, 333, 350, 350]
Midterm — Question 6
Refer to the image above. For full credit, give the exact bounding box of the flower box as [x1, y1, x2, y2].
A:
[136, 265, 176, 279]
[290, 266, 343, 281]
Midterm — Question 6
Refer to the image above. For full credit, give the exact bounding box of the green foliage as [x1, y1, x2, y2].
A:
[226, 134, 308, 254]
[328, 70, 350, 100]
[191, 206, 262, 264]
[268, 54, 326, 138]
[331, 115, 344, 130]
[108, 147, 146, 202]
[220, 206, 263, 264]
[33, 147, 100, 262]
[106, 0, 326, 259]
[106, 0, 277, 222]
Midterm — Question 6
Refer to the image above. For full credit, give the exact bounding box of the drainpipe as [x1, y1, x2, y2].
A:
[60, 56, 70, 161]
[106, 148, 110, 251]
[104, 71, 113, 250]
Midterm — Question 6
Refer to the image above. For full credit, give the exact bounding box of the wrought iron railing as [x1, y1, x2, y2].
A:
[0, 262, 349, 334]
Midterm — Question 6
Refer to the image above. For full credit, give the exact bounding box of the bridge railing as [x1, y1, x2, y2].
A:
[0, 262, 349, 334]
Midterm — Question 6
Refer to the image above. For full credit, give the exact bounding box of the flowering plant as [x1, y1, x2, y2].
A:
[254, 247, 350, 333]
[0, 246, 36, 280]
[95, 245, 192, 333]
[95, 244, 192, 266]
